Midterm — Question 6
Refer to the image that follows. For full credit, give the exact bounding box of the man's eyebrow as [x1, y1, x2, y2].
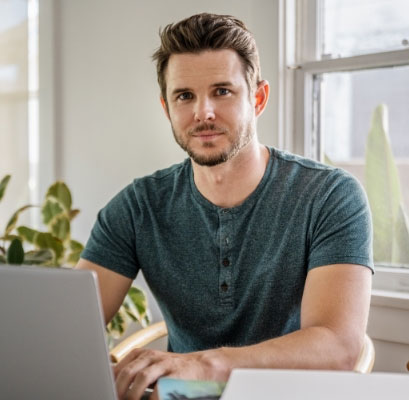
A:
[212, 81, 234, 87]
[171, 87, 192, 96]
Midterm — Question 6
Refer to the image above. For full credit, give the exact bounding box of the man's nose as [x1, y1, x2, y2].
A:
[194, 97, 215, 122]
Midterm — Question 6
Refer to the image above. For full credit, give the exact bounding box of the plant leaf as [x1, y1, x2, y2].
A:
[392, 203, 409, 264]
[365, 104, 403, 263]
[125, 309, 138, 322]
[323, 154, 334, 166]
[70, 239, 84, 252]
[127, 287, 148, 321]
[66, 251, 82, 265]
[17, 226, 38, 243]
[5, 205, 35, 236]
[34, 232, 64, 263]
[50, 215, 70, 242]
[42, 199, 64, 225]
[0, 254, 6, 263]
[69, 209, 80, 221]
[0, 175, 11, 202]
[45, 181, 72, 211]
[106, 309, 127, 339]
[65, 240, 84, 265]
[23, 249, 54, 265]
[6, 238, 25, 264]
[0, 235, 20, 242]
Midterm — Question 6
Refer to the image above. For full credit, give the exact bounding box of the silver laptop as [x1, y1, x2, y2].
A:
[0, 264, 118, 400]
[221, 369, 409, 400]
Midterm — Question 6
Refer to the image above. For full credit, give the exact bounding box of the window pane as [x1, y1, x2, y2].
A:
[322, 0, 409, 57]
[318, 65, 409, 267]
[0, 0, 38, 230]
[0, 1, 29, 229]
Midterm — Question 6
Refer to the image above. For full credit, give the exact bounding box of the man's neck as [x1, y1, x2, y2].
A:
[191, 139, 270, 208]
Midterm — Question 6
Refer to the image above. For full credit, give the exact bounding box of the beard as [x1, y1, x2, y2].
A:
[171, 119, 256, 167]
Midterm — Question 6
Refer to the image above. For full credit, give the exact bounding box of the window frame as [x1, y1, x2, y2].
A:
[38, 0, 56, 203]
[281, 0, 409, 293]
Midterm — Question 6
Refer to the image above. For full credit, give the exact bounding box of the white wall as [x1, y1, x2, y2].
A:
[367, 293, 409, 373]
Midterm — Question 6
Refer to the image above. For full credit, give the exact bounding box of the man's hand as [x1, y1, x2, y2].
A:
[114, 348, 231, 400]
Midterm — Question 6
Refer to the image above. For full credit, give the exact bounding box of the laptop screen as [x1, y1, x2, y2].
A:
[0, 265, 118, 400]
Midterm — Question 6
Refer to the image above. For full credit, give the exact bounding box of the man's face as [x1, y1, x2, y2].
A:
[162, 49, 257, 167]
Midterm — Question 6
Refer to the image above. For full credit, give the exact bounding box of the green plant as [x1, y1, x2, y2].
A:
[365, 104, 409, 265]
[0, 175, 149, 346]
[324, 104, 409, 265]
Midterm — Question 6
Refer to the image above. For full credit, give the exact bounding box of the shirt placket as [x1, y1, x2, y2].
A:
[218, 208, 234, 308]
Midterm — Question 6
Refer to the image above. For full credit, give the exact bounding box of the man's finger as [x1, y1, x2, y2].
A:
[116, 350, 162, 399]
[114, 347, 145, 378]
[124, 361, 170, 400]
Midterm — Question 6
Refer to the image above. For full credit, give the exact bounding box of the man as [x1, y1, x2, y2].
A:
[77, 13, 373, 400]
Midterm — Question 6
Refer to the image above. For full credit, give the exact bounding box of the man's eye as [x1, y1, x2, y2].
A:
[178, 92, 193, 100]
[216, 88, 230, 96]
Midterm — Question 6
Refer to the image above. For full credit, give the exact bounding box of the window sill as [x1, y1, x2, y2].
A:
[371, 289, 409, 311]
[369, 270, 409, 345]
[369, 288, 409, 346]
[372, 265, 409, 294]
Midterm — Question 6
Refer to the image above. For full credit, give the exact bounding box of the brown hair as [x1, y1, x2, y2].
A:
[152, 13, 261, 101]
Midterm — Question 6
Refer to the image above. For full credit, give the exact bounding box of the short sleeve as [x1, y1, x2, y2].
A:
[308, 169, 374, 272]
[81, 185, 139, 279]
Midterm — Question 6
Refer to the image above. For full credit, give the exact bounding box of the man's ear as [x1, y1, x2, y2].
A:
[254, 80, 269, 117]
[160, 96, 170, 120]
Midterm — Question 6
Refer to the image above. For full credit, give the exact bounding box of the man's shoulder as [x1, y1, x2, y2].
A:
[270, 147, 358, 183]
[271, 148, 333, 172]
[140, 158, 189, 180]
[268, 147, 364, 198]
[117, 158, 193, 209]
[130, 158, 190, 190]
[106, 159, 190, 209]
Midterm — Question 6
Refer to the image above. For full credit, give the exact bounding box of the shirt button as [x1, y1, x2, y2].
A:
[222, 258, 230, 267]
[221, 282, 229, 292]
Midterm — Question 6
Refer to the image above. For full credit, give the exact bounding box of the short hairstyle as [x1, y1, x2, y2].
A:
[152, 13, 261, 101]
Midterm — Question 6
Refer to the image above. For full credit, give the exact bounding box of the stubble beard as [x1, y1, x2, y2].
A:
[171, 120, 256, 167]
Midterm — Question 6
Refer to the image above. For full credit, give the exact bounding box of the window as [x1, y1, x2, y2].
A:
[322, 0, 409, 58]
[282, 0, 409, 290]
[0, 0, 54, 229]
[0, 0, 38, 227]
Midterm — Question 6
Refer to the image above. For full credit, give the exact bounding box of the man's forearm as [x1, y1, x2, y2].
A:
[113, 325, 363, 400]
[214, 326, 362, 375]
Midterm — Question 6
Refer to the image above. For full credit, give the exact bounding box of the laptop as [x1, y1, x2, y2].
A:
[221, 369, 409, 400]
[0, 264, 118, 400]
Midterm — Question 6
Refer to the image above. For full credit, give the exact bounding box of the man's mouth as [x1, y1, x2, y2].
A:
[194, 132, 223, 141]
[189, 124, 226, 140]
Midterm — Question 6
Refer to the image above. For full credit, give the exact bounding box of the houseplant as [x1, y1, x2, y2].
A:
[0, 176, 150, 347]
[325, 104, 409, 265]
[365, 104, 409, 265]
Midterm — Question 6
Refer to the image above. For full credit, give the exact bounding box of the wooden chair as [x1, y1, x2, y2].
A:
[110, 321, 168, 363]
[353, 333, 375, 373]
[110, 322, 375, 373]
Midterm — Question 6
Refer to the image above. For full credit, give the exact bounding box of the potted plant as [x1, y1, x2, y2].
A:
[0, 176, 150, 347]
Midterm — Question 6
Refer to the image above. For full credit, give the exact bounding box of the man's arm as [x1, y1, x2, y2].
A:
[114, 263, 371, 400]
[223, 264, 372, 370]
[76, 258, 133, 323]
